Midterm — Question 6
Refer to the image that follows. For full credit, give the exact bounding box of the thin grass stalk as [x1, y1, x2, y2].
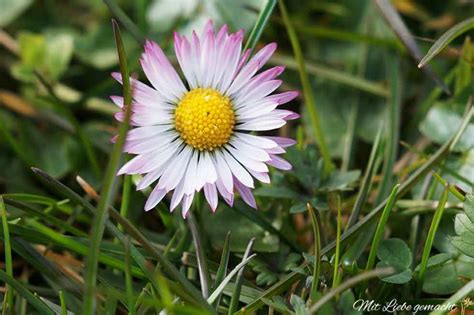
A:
[432, 171, 466, 201]
[277, 0, 333, 174]
[103, 0, 146, 44]
[306, 203, 321, 300]
[365, 184, 400, 271]
[346, 126, 382, 229]
[212, 231, 231, 308]
[376, 55, 400, 203]
[207, 254, 257, 305]
[0, 270, 54, 315]
[82, 20, 133, 315]
[243, 0, 277, 53]
[124, 238, 136, 315]
[187, 210, 210, 299]
[332, 195, 342, 289]
[417, 185, 449, 296]
[59, 291, 67, 315]
[0, 197, 13, 315]
[228, 238, 255, 314]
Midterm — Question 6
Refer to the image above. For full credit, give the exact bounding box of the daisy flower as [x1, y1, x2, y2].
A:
[112, 20, 299, 218]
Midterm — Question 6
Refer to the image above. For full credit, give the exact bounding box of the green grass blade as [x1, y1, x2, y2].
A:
[374, 0, 450, 94]
[207, 254, 257, 305]
[278, 0, 333, 174]
[307, 203, 321, 300]
[103, 0, 146, 44]
[419, 17, 474, 68]
[346, 126, 382, 229]
[212, 231, 231, 308]
[0, 197, 14, 314]
[376, 55, 401, 203]
[59, 291, 67, 315]
[271, 55, 390, 98]
[188, 211, 210, 299]
[228, 238, 255, 314]
[119, 173, 132, 231]
[0, 270, 54, 315]
[365, 184, 400, 271]
[3, 198, 87, 237]
[124, 238, 136, 315]
[332, 195, 342, 289]
[308, 268, 394, 314]
[243, 0, 276, 52]
[417, 185, 449, 295]
[82, 20, 133, 315]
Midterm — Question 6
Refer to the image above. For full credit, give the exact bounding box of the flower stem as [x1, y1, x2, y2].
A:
[187, 210, 210, 298]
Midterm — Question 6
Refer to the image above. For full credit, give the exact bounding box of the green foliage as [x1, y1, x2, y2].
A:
[376, 238, 413, 284]
[1, 0, 474, 314]
[452, 192, 474, 257]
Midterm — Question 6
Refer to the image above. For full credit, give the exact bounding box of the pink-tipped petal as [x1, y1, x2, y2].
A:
[145, 186, 167, 211]
[266, 91, 299, 105]
[264, 136, 297, 148]
[267, 155, 292, 170]
[234, 177, 257, 209]
[181, 193, 194, 218]
[204, 183, 218, 212]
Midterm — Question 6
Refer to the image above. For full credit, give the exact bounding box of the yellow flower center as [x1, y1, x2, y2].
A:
[175, 88, 235, 151]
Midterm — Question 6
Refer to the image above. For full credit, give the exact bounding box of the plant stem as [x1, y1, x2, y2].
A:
[0, 197, 14, 315]
[278, 0, 333, 175]
[417, 184, 449, 296]
[187, 210, 210, 299]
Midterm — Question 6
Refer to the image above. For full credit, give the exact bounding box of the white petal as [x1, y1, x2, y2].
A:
[225, 145, 268, 173]
[144, 186, 167, 211]
[204, 183, 218, 211]
[212, 150, 234, 194]
[236, 118, 286, 131]
[181, 193, 194, 218]
[157, 145, 193, 191]
[229, 138, 270, 161]
[221, 150, 254, 188]
[234, 132, 278, 149]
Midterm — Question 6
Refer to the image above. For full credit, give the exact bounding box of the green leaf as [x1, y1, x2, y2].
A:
[376, 238, 412, 269]
[44, 30, 74, 80]
[290, 294, 308, 315]
[376, 261, 412, 284]
[422, 255, 474, 294]
[420, 105, 474, 151]
[454, 213, 474, 235]
[375, 238, 412, 284]
[0, 0, 32, 27]
[465, 193, 474, 222]
[452, 192, 474, 258]
[203, 204, 279, 252]
[419, 17, 474, 67]
[338, 291, 362, 315]
[319, 170, 360, 192]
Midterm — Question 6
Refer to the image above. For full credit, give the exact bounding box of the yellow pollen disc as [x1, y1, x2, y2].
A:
[175, 88, 235, 151]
